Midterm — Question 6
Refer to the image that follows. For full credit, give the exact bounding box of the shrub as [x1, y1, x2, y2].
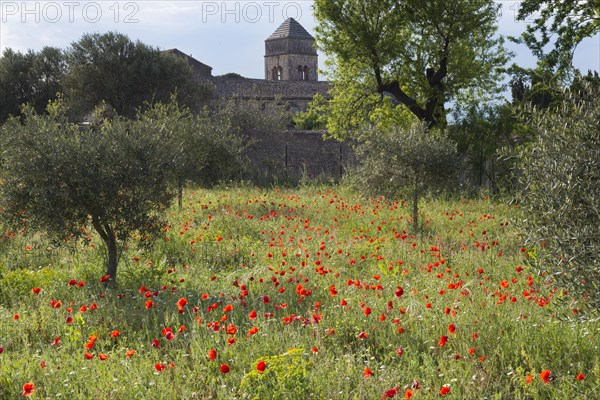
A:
[513, 83, 600, 313]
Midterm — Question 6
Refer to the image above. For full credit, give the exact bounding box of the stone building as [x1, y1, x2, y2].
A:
[264, 17, 319, 82]
[162, 48, 213, 80]
[166, 18, 329, 112]
[165, 18, 351, 184]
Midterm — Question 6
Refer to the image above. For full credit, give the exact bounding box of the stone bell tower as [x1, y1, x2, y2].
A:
[265, 18, 318, 81]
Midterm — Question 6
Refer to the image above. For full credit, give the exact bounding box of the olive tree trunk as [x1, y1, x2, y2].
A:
[92, 217, 119, 284]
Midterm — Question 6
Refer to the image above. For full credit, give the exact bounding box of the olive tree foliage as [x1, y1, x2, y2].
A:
[512, 83, 600, 313]
[0, 100, 179, 284]
[354, 122, 461, 231]
[312, 0, 510, 136]
[141, 99, 248, 211]
[211, 96, 293, 135]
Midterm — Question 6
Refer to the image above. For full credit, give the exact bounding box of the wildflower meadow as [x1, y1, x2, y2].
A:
[0, 186, 598, 399]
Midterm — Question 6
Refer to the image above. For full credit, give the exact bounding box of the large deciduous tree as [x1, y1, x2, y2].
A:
[313, 0, 510, 135]
[515, 0, 600, 73]
[63, 32, 210, 119]
[0, 47, 66, 123]
[0, 100, 179, 283]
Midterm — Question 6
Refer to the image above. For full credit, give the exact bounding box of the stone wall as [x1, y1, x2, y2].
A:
[243, 130, 356, 185]
[210, 77, 330, 112]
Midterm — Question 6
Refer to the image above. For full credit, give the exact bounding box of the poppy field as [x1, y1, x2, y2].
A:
[1, 185, 598, 399]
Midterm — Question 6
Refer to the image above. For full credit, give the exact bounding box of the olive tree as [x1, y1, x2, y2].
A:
[0, 100, 178, 283]
[513, 83, 600, 313]
[354, 121, 461, 230]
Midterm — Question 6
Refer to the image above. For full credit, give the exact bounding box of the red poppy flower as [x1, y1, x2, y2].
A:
[223, 304, 233, 313]
[439, 385, 451, 395]
[438, 335, 448, 347]
[226, 324, 237, 335]
[66, 315, 73, 323]
[540, 369, 551, 384]
[220, 364, 230, 374]
[363, 367, 372, 379]
[39, 360, 46, 368]
[249, 310, 257, 320]
[32, 287, 41, 294]
[84, 352, 94, 360]
[100, 275, 111, 283]
[403, 389, 414, 399]
[13, 314, 19, 320]
[525, 375, 533, 384]
[0, 345, 3, 354]
[155, 363, 165, 372]
[22, 382, 35, 397]
[145, 300, 153, 309]
[329, 285, 337, 296]
[248, 327, 259, 336]
[51, 336, 60, 346]
[207, 349, 217, 361]
[395, 286, 404, 298]
[110, 330, 120, 338]
[576, 373, 585, 381]
[177, 298, 187, 313]
[126, 349, 136, 358]
[448, 324, 456, 334]
[151, 339, 160, 348]
[256, 360, 266, 373]
[98, 353, 108, 360]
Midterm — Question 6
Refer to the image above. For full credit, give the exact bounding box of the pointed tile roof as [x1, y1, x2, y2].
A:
[266, 18, 314, 41]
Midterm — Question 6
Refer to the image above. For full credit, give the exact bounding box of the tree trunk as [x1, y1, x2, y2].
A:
[105, 234, 118, 284]
[91, 217, 118, 285]
[177, 177, 183, 211]
[412, 181, 419, 232]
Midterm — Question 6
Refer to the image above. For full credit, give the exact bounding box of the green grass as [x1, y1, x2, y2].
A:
[1, 185, 598, 399]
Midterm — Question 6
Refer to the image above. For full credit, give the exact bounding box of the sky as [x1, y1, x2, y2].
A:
[0, 0, 598, 85]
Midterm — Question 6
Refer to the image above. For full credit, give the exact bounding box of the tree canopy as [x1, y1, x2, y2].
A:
[313, 0, 510, 135]
[0, 47, 66, 123]
[515, 0, 600, 73]
[62, 32, 210, 119]
[0, 100, 179, 283]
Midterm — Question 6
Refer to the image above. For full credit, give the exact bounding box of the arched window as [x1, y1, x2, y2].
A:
[298, 65, 303, 80]
[277, 66, 282, 81]
[303, 66, 309, 80]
